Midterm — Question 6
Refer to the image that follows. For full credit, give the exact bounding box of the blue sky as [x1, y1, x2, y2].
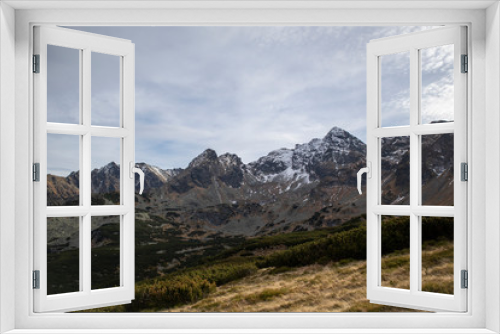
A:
[47, 26, 453, 175]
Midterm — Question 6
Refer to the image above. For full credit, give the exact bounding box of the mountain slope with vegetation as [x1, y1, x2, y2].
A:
[80, 215, 453, 312]
[45, 125, 455, 312]
[167, 242, 452, 313]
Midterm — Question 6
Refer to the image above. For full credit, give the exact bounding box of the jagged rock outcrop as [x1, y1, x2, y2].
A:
[47, 126, 453, 236]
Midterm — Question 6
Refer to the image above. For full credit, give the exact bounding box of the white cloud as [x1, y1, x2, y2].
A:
[46, 25, 443, 173]
[47, 134, 79, 176]
[421, 44, 454, 124]
[421, 77, 454, 124]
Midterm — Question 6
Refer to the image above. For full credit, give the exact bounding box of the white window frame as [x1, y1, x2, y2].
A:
[1, 2, 499, 333]
[33, 26, 136, 313]
[366, 26, 468, 312]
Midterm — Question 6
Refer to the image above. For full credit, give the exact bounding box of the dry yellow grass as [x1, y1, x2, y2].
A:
[164, 242, 452, 313]
[421, 242, 454, 294]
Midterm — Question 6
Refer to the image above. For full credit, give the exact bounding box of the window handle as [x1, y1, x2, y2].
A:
[130, 162, 145, 195]
[357, 162, 371, 195]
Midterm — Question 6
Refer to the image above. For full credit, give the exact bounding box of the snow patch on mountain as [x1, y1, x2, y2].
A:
[218, 153, 243, 169]
[248, 126, 366, 185]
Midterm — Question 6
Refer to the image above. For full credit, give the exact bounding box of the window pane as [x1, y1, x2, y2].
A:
[381, 136, 410, 205]
[421, 45, 454, 125]
[421, 133, 454, 206]
[381, 215, 410, 290]
[91, 137, 121, 205]
[380, 52, 410, 127]
[92, 216, 121, 290]
[92, 52, 121, 127]
[47, 217, 80, 295]
[47, 45, 80, 124]
[47, 134, 80, 206]
[421, 217, 454, 294]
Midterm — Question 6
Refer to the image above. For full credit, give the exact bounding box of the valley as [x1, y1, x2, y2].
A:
[45, 125, 455, 311]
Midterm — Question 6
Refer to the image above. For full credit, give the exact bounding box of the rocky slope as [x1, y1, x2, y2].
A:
[47, 126, 454, 238]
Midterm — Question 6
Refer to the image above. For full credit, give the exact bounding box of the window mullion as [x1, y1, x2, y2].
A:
[82, 48, 92, 294]
[79, 216, 84, 292]
[82, 213, 91, 293]
[82, 48, 91, 208]
[121, 51, 135, 294]
[409, 46, 420, 295]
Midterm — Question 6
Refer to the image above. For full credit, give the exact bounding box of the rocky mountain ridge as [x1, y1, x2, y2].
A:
[47, 126, 453, 237]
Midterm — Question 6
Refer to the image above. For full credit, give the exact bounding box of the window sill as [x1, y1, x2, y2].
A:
[4, 330, 498, 334]
[5, 329, 500, 334]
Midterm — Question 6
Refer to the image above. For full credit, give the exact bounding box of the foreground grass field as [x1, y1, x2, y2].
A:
[81, 216, 453, 312]
[166, 241, 452, 312]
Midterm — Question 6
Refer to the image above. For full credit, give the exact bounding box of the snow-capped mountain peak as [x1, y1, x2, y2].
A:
[249, 127, 366, 184]
[218, 153, 243, 169]
[188, 149, 218, 168]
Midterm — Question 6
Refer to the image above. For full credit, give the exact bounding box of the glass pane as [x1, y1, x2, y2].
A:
[91, 137, 121, 205]
[421, 133, 454, 206]
[380, 51, 410, 127]
[421, 217, 454, 294]
[421, 45, 454, 124]
[92, 52, 121, 127]
[47, 134, 80, 206]
[91, 216, 121, 290]
[381, 215, 410, 290]
[381, 136, 410, 205]
[47, 217, 80, 295]
[47, 45, 80, 124]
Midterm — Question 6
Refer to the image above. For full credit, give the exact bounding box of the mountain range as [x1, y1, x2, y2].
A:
[47, 126, 454, 238]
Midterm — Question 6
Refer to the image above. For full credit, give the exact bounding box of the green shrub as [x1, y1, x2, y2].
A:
[82, 260, 257, 312]
[258, 216, 454, 269]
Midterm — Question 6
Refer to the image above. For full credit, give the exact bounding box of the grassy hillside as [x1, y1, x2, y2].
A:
[167, 240, 452, 312]
[79, 215, 453, 312]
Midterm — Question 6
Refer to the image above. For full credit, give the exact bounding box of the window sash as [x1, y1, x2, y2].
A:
[32, 25, 136, 313]
[366, 26, 468, 312]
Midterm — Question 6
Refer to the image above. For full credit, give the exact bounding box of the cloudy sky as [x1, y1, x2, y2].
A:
[47, 25, 454, 176]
